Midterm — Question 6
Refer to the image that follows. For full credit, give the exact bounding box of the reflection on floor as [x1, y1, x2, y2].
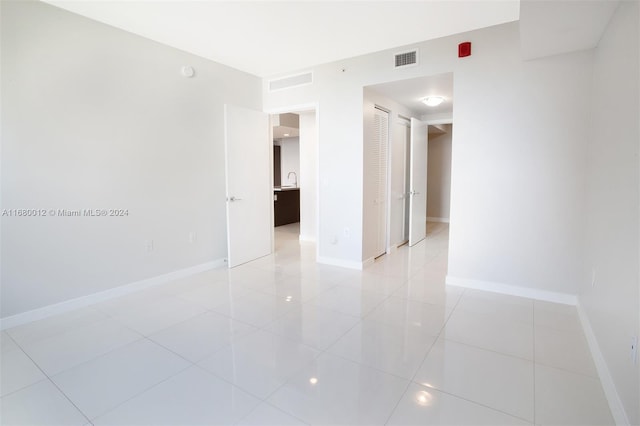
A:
[274, 222, 301, 252]
[0, 223, 613, 425]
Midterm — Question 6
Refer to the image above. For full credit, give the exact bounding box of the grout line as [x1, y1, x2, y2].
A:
[413, 385, 535, 424]
[90, 361, 197, 423]
[383, 265, 458, 425]
[390, 289, 536, 424]
[6, 341, 93, 424]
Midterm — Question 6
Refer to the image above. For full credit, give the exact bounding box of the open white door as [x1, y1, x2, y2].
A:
[409, 118, 428, 246]
[224, 104, 271, 267]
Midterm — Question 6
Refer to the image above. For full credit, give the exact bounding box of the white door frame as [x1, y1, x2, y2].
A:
[265, 103, 320, 256]
[397, 116, 411, 247]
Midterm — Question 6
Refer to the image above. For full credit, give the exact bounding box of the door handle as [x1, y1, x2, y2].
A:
[409, 191, 420, 196]
[227, 196, 243, 202]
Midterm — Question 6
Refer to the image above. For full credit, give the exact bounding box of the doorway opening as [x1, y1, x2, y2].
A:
[270, 109, 318, 254]
[362, 72, 453, 264]
[427, 123, 453, 225]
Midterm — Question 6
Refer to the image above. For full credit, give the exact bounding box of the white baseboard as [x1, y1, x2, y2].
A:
[0, 259, 226, 330]
[389, 240, 409, 252]
[445, 276, 577, 305]
[427, 217, 450, 223]
[362, 257, 376, 268]
[576, 302, 630, 425]
[317, 256, 365, 270]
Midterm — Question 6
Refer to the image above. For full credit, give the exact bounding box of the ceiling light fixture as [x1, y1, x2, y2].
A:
[422, 96, 444, 107]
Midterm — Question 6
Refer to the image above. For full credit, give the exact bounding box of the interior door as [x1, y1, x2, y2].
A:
[374, 107, 389, 256]
[224, 104, 271, 267]
[409, 118, 428, 246]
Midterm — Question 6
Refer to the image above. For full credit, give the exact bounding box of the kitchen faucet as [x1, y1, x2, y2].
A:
[287, 171, 298, 187]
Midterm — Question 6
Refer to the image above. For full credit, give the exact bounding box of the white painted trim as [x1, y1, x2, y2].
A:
[427, 216, 450, 223]
[362, 255, 378, 269]
[299, 234, 316, 243]
[424, 117, 453, 125]
[264, 103, 318, 115]
[0, 259, 225, 330]
[317, 256, 365, 270]
[576, 303, 630, 425]
[445, 276, 577, 305]
[389, 240, 409, 252]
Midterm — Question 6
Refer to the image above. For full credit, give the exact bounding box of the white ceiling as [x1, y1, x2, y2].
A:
[43, 0, 520, 77]
[368, 73, 454, 116]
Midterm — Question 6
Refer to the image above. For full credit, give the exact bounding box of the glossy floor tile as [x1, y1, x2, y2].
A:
[102, 295, 207, 336]
[92, 366, 260, 425]
[210, 289, 301, 327]
[51, 339, 190, 419]
[533, 301, 583, 333]
[392, 278, 463, 308]
[236, 402, 308, 426]
[454, 291, 534, 325]
[4, 307, 109, 347]
[310, 284, 389, 317]
[441, 308, 534, 360]
[1, 379, 88, 425]
[198, 329, 320, 398]
[414, 338, 534, 422]
[0, 223, 613, 425]
[535, 363, 613, 425]
[148, 311, 257, 362]
[365, 297, 452, 335]
[0, 345, 47, 397]
[252, 274, 338, 303]
[327, 319, 437, 379]
[534, 325, 598, 377]
[18, 318, 142, 376]
[339, 272, 408, 295]
[386, 383, 530, 425]
[264, 304, 360, 350]
[267, 353, 409, 425]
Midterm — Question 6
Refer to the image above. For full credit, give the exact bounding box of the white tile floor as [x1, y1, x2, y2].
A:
[0, 223, 614, 425]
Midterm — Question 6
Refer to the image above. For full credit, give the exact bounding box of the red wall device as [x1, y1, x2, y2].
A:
[458, 42, 471, 58]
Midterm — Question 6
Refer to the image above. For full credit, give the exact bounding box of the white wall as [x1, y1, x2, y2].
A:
[299, 112, 317, 242]
[363, 88, 420, 260]
[1, 1, 262, 318]
[448, 43, 592, 299]
[279, 138, 300, 186]
[265, 21, 592, 296]
[427, 125, 452, 221]
[580, 1, 639, 424]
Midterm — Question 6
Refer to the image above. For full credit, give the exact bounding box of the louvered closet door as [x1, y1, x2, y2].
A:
[373, 107, 389, 257]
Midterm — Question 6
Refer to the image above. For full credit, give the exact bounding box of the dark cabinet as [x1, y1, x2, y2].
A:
[274, 189, 300, 226]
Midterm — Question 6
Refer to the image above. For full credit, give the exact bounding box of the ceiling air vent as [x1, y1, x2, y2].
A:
[268, 72, 313, 92]
[394, 50, 418, 68]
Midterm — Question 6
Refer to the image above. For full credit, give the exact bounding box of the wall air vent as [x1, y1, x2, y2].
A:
[268, 72, 313, 92]
[394, 50, 418, 68]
